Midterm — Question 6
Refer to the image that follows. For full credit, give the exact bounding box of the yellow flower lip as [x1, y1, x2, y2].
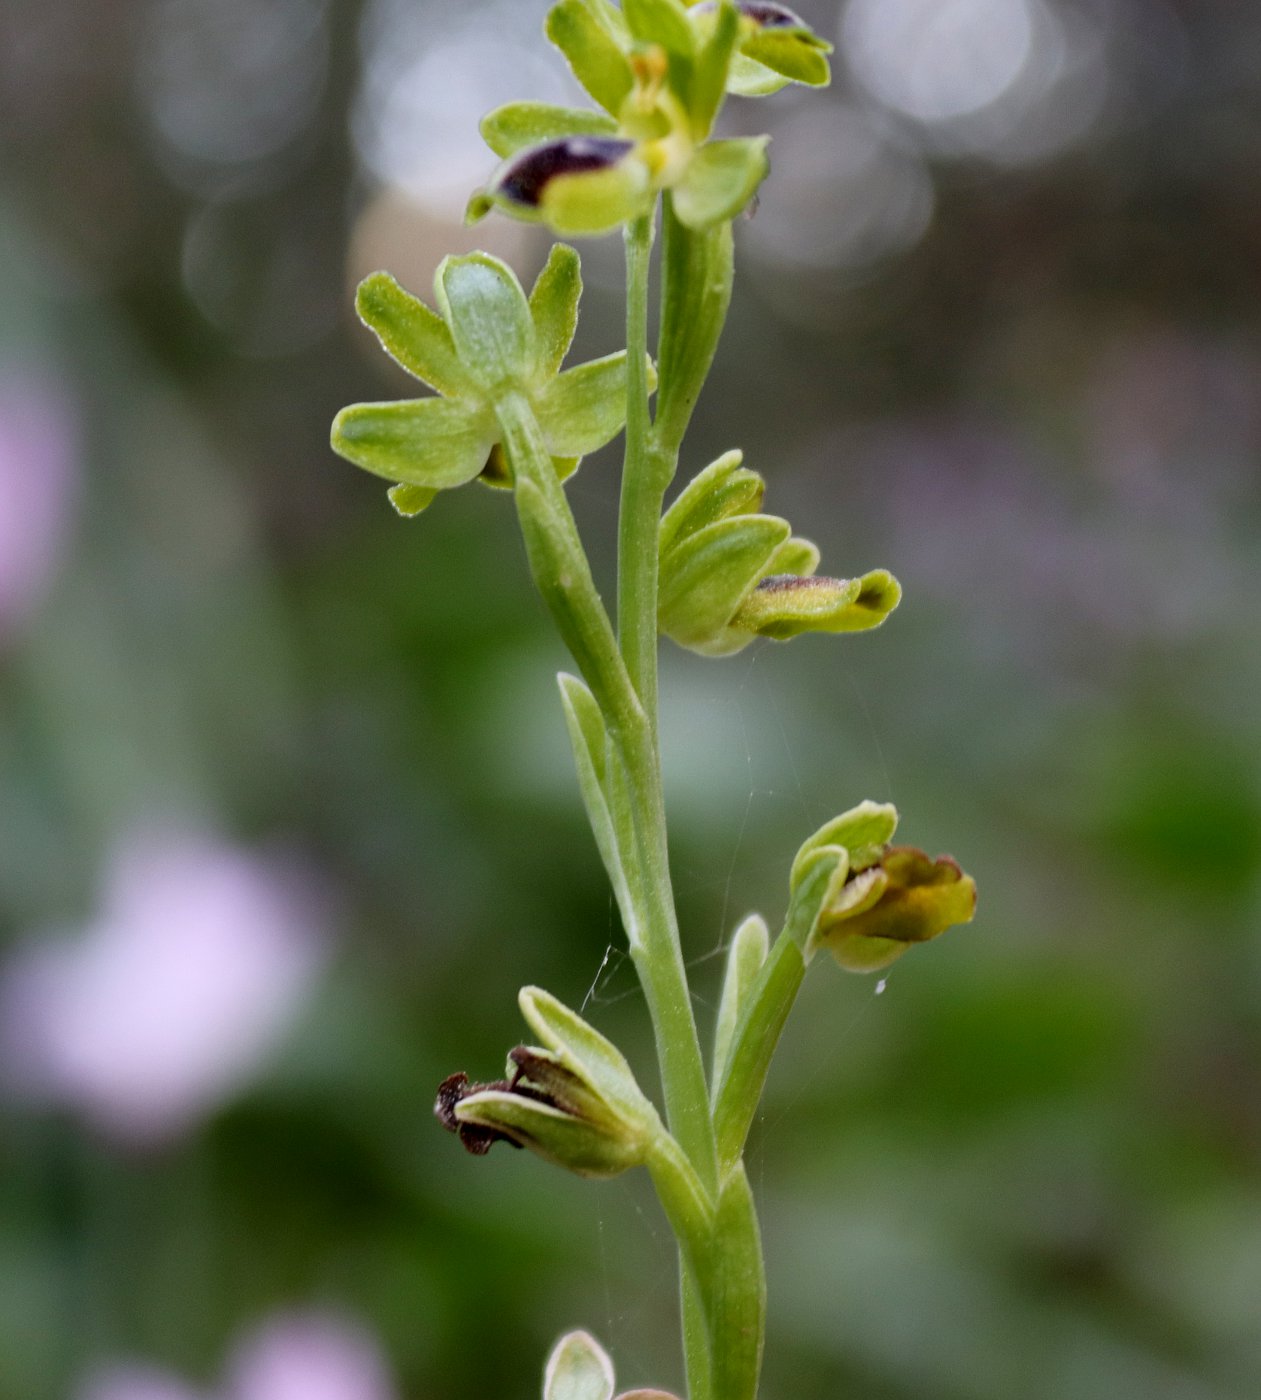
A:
[816, 845, 978, 973]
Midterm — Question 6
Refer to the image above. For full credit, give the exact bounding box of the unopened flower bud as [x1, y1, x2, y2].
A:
[658, 451, 899, 654]
[544, 1330, 615, 1400]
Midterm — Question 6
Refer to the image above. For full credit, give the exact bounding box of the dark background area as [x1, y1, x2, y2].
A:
[1, 1, 1259, 1397]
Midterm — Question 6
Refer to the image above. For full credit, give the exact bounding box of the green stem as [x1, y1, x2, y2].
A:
[496, 392, 641, 738]
[497, 382, 714, 1190]
[618, 210, 668, 719]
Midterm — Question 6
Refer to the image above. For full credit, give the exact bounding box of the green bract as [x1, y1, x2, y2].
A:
[658, 450, 902, 654]
[467, 0, 831, 234]
[331, 247, 650, 513]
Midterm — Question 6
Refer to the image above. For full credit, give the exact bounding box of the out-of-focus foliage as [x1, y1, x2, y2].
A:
[1, 1, 1259, 1398]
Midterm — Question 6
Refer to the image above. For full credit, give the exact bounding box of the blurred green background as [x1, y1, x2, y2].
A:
[1, 1, 1260, 1397]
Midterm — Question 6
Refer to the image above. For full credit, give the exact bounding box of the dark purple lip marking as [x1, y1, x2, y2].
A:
[692, 0, 808, 27]
[497, 137, 635, 208]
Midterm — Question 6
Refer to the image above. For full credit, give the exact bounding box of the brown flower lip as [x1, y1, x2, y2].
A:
[434, 1051, 554, 1156]
[434, 1047, 587, 1157]
[497, 137, 635, 208]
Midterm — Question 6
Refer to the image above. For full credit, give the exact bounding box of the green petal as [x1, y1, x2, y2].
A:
[540, 157, 655, 235]
[387, 483, 440, 516]
[533, 350, 654, 456]
[480, 101, 619, 159]
[659, 449, 764, 557]
[726, 51, 789, 96]
[330, 397, 494, 488]
[763, 533, 818, 577]
[671, 136, 770, 230]
[742, 27, 832, 87]
[690, 0, 741, 137]
[434, 252, 535, 387]
[658, 513, 790, 652]
[546, 0, 635, 115]
[529, 242, 583, 379]
[354, 272, 474, 397]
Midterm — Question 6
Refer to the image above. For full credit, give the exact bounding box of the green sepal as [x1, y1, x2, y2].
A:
[732, 568, 901, 639]
[659, 449, 764, 557]
[624, 0, 695, 56]
[541, 156, 655, 235]
[658, 513, 790, 653]
[711, 912, 769, 1091]
[672, 135, 769, 230]
[791, 800, 898, 890]
[742, 26, 832, 87]
[529, 243, 584, 380]
[481, 102, 619, 160]
[534, 351, 655, 456]
[544, 1332, 616, 1400]
[519, 986, 653, 1128]
[354, 272, 473, 397]
[515, 477, 612, 690]
[690, 0, 741, 136]
[726, 52, 790, 96]
[435, 252, 534, 386]
[654, 202, 733, 451]
[546, 0, 635, 115]
[330, 397, 494, 487]
[387, 483, 439, 516]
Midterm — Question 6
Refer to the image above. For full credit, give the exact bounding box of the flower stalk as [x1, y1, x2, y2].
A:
[329, 2, 978, 1396]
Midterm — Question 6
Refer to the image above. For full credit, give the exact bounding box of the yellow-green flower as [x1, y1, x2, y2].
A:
[331, 246, 650, 514]
[467, 0, 832, 235]
[790, 801, 977, 972]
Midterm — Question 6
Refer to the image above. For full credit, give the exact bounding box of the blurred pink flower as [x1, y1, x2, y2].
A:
[78, 1311, 397, 1400]
[225, 1311, 397, 1400]
[79, 1368, 204, 1400]
[0, 828, 330, 1143]
[0, 363, 79, 643]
